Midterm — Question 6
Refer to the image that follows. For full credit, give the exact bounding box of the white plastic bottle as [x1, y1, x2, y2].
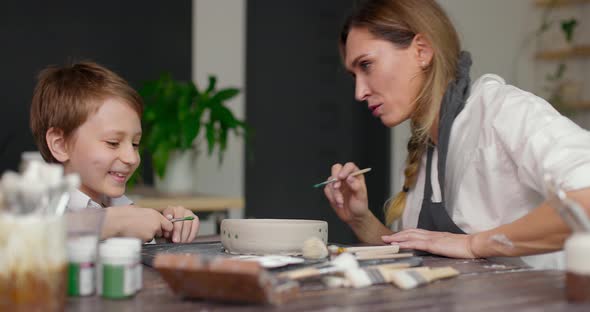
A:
[565, 232, 590, 302]
[67, 235, 98, 296]
[97, 238, 142, 299]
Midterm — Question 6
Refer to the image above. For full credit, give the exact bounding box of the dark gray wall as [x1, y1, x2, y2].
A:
[0, 0, 192, 178]
[246, 1, 391, 244]
[1, 1, 390, 243]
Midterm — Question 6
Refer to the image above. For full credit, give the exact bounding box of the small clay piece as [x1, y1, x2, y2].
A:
[302, 237, 329, 259]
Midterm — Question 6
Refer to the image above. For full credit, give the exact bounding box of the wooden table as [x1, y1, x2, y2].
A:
[67, 246, 590, 311]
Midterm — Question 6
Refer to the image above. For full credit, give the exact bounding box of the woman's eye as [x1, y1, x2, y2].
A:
[106, 141, 119, 147]
[360, 60, 371, 71]
[132, 143, 140, 150]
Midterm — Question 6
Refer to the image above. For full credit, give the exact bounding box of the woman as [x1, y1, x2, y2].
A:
[324, 0, 590, 269]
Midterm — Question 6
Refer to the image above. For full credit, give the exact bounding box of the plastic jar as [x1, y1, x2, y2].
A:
[565, 233, 590, 302]
[0, 214, 67, 311]
[67, 235, 98, 296]
[97, 238, 142, 299]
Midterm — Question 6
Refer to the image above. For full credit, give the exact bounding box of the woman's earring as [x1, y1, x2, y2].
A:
[421, 61, 427, 68]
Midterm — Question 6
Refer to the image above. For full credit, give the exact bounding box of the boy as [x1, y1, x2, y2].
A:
[30, 61, 199, 243]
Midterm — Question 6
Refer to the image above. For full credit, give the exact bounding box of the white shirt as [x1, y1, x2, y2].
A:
[401, 74, 590, 269]
[67, 189, 133, 211]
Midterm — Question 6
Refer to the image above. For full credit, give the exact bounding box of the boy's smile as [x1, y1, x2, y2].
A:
[63, 97, 142, 204]
[108, 170, 130, 184]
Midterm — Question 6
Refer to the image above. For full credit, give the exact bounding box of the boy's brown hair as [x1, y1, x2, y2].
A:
[30, 61, 143, 163]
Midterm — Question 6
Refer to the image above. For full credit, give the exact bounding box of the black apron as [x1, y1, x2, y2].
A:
[417, 145, 465, 234]
[416, 52, 472, 234]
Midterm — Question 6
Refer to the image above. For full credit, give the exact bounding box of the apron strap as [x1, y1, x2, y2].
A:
[415, 52, 472, 235]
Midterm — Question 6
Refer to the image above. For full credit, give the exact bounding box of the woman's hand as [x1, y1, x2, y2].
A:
[382, 228, 478, 259]
[323, 162, 370, 225]
[162, 206, 200, 243]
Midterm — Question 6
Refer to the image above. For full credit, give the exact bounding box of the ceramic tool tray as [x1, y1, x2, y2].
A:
[154, 253, 300, 305]
[142, 242, 423, 274]
[142, 242, 326, 271]
[148, 244, 424, 302]
[141, 241, 226, 266]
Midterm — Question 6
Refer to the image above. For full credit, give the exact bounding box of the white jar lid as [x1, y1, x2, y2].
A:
[565, 233, 590, 275]
[99, 237, 141, 264]
[103, 237, 142, 251]
[67, 235, 98, 262]
[20, 151, 44, 162]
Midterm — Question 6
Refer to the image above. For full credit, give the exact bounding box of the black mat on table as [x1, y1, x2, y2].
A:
[141, 241, 227, 267]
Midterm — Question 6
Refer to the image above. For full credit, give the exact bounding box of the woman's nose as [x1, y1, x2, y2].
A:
[355, 78, 370, 102]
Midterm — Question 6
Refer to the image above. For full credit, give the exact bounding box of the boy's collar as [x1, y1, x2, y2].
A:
[67, 189, 133, 211]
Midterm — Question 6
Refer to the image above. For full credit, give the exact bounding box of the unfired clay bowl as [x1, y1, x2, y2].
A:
[220, 219, 328, 255]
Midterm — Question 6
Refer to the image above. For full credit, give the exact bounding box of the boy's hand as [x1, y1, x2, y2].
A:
[103, 206, 174, 242]
[162, 206, 200, 243]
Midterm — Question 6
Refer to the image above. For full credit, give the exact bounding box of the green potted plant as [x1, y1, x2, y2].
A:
[560, 18, 578, 47]
[538, 14, 581, 113]
[137, 73, 249, 192]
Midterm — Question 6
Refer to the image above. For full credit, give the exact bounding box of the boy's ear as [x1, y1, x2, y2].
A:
[46, 127, 70, 162]
[412, 33, 434, 68]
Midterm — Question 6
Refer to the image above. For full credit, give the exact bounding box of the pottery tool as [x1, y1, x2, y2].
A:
[235, 255, 305, 269]
[313, 168, 372, 188]
[355, 252, 412, 261]
[321, 258, 421, 289]
[545, 175, 590, 232]
[357, 255, 423, 268]
[170, 216, 195, 223]
[154, 253, 299, 304]
[278, 253, 358, 280]
[345, 265, 402, 288]
[344, 259, 427, 288]
[389, 266, 460, 289]
[328, 244, 400, 255]
[347, 266, 459, 289]
[302, 237, 329, 259]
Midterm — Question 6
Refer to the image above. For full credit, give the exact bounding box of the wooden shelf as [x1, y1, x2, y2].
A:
[128, 185, 244, 213]
[562, 101, 590, 110]
[536, 45, 590, 60]
[535, 0, 590, 7]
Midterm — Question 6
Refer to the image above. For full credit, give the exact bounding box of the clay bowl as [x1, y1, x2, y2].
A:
[220, 219, 328, 255]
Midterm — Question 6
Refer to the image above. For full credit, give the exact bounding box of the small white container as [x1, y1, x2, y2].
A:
[97, 238, 142, 299]
[19, 151, 44, 172]
[565, 233, 590, 302]
[67, 235, 98, 296]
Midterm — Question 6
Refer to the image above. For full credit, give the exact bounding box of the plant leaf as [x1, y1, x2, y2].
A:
[152, 142, 171, 178]
[205, 75, 217, 95]
[218, 125, 228, 165]
[210, 88, 240, 104]
[205, 121, 216, 156]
